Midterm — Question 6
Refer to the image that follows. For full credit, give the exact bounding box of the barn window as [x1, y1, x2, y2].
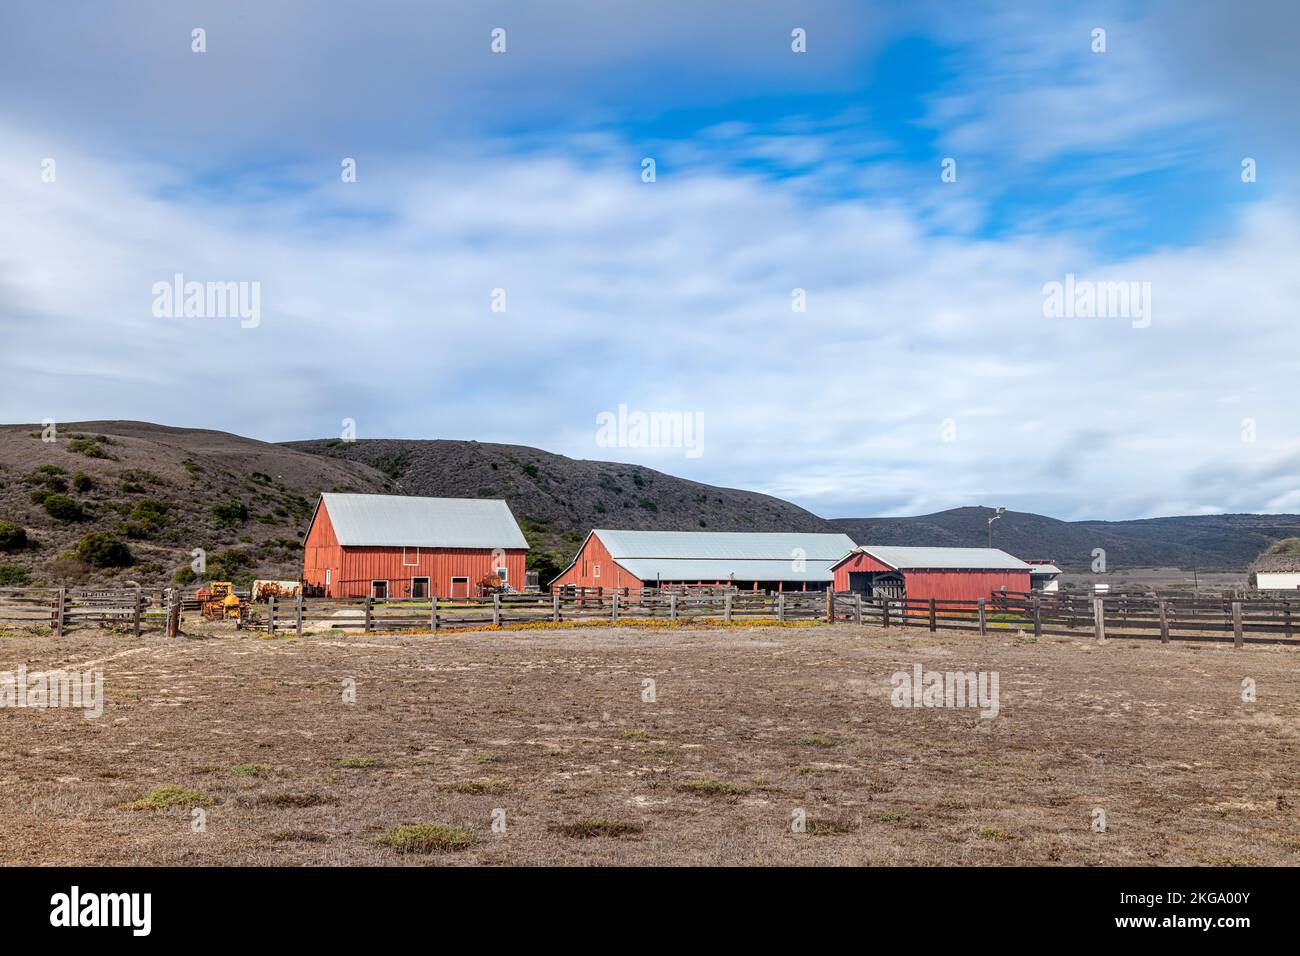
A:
[497, 567, 508, 583]
[594, 564, 600, 579]
[324, 569, 331, 586]
[402, 547, 419, 567]
[371, 580, 388, 599]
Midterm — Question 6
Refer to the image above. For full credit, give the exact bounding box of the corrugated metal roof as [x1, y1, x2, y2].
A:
[320, 493, 528, 549]
[595, 530, 856, 561]
[617, 558, 838, 583]
[852, 546, 1032, 571]
[1028, 563, 1062, 575]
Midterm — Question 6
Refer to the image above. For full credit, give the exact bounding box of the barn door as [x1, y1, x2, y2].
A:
[450, 577, 469, 599]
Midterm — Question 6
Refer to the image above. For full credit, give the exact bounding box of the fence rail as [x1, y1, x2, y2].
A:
[3, 585, 1297, 647]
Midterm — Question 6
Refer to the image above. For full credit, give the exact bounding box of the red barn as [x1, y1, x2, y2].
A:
[550, 529, 857, 591]
[302, 493, 528, 599]
[831, 546, 1032, 601]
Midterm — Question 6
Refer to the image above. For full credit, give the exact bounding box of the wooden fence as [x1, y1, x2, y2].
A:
[4, 585, 1298, 647]
[0, 586, 160, 636]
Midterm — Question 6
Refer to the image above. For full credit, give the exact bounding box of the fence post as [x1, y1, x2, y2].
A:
[853, 593, 862, 625]
[1093, 597, 1106, 643]
[364, 595, 372, 634]
[1032, 596, 1042, 639]
[431, 595, 439, 631]
[669, 593, 678, 622]
[825, 589, 834, 624]
[166, 588, 180, 639]
[977, 598, 986, 637]
[929, 598, 937, 632]
[881, 598, 889, 629]
[296, 591, 304, 638]
[131, 585, 142, 638]
[1158, 600, 1169, 644]
[1285, 601, 1293, 639]
[54, 587, 66, 636]
[551, 591, 560, 623]
[611, 592, 619, 623]
[493, 592, 501, 626]
[1232, 601, 1243, 649]
[724, 593, 732, 623]
[777, 593, 785, 622]
[268, 596, 276, 635]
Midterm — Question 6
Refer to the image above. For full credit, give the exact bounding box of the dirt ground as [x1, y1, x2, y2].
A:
[2, 622, 1299, 866]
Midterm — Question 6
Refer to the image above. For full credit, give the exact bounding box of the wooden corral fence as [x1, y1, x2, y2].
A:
[831, 590, 1300, 647]
[5, 584, 1298, 648]
[0, 586, 161, 636]
[246, 588, 831, 635]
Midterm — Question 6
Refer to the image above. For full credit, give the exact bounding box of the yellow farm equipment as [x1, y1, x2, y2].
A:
[197, 582, 244, 621]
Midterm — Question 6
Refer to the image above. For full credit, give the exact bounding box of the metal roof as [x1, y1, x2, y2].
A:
[617, 558, 838, 583]
[1028, 563, 1062, 575]
[849, 546, 1032, 571]
[594, 530, 856, 561]
[319, 493, 528, 549]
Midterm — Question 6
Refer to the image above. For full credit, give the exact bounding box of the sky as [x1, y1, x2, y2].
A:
[1, 0, 1298, 522]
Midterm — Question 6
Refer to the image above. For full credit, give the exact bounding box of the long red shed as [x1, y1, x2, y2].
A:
[302, 493, 528, 599]
[831, 546, 1032, 602]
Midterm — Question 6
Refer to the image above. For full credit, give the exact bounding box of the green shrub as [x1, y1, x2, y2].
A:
[74, 532, 133, 568]
[0, 564, 29, 586]
[210, 501, 249, 527]
[42, 494, 85, 522]
[68, 435, 115, 459]
[72, 471, 94, 492]
[0, 521, 26, 552]
[172, 566, 197, 585]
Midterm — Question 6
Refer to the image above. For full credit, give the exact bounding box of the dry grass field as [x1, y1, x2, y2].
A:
[3, 622, 1299, 866]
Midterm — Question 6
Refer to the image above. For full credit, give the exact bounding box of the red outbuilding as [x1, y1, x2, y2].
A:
[302, 493, 528, 599]
[831, 546, 1032, 602]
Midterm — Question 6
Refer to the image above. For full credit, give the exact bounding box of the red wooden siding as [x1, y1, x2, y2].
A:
[832, 551, 1030, 601]
[550, 533, 643, 590]
[302, 500, 527, 598]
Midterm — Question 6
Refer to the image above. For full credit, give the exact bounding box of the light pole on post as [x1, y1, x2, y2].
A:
[987, 506, 1005, 549]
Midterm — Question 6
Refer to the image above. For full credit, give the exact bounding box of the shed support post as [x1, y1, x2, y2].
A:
[977, 598, 986, 637]
[1093, 598, 1105, 643]
[1232, 601, 1243, 649]
[1158, 600, 1169, 644]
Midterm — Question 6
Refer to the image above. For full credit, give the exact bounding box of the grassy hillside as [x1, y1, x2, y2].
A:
[0, 422, 389, 588]
[831, 506, 1300, 571]
[4, 421, 1295, 588]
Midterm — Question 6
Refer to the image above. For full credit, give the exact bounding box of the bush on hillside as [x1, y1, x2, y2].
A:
[0, 520, 27, 552]
[43, 494, 85, 522]
[74, 532, 133, 569]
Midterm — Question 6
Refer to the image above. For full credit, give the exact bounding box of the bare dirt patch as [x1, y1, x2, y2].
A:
[2, 624, 1298, 866]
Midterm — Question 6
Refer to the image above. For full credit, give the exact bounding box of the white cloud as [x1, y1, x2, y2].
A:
[3, 121, 1299, 521]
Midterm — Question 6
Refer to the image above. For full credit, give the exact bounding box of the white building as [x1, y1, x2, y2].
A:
[1252, 555, 1300, 590]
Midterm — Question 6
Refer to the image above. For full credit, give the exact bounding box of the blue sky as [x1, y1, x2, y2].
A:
[2, 0, 1299, 521]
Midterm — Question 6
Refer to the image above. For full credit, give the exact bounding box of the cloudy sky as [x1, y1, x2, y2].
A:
[2, 1, 1298, 521]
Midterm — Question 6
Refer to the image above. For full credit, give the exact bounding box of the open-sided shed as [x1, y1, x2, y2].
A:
[831, 546, 1032, 601]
